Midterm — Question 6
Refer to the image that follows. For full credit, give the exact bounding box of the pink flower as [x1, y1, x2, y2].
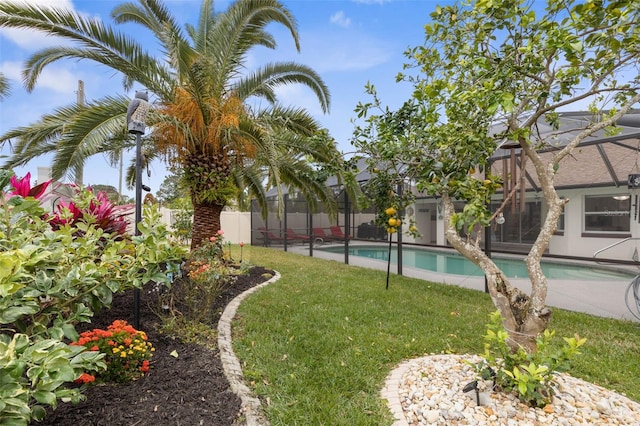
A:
[217, 230, 224, 235]
[239, 241, 245, 247]
[209, 236, 216, 242]
[9, 172, 52, 199]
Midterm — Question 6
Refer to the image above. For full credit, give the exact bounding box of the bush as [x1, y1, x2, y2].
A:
[0, 171, 187, 424]
[472, 311, 586, 408]
[71, 320, 154, 383]
[161, 230, 248, 325]
[169, 197, 193, 245]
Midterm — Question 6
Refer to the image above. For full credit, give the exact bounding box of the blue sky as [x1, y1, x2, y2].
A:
[0, 0, 443, 196]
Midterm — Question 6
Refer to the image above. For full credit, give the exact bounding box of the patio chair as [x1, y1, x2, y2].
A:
[329, 225, 350, 241]
[285, 228, 311, 244]
[312, 227, 331, 244]
[258, 227, 284, 246]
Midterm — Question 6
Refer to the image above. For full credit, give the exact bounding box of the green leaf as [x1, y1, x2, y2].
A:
[61, 323, 79, 341]
[518, 381, 528, 395]
[0, 306, 38, 323]
[32, 390, 56, 406]
[31, 405, 47, 421]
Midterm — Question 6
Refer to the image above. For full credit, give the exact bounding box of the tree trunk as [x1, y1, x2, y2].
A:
[442, 194, 551, 352]
[190, 198, 224, 251]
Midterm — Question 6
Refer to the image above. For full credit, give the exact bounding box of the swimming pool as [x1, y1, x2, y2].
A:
[318, 245, 635, 281]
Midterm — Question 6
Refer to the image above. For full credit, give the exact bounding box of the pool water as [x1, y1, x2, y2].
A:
[318, 245, 635, 281]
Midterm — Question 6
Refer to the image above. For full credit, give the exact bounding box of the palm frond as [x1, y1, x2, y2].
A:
[236, 62, 330, 112]
[205, 0, 300, 96]
[0, 2, 173, 95]
[111, 0, 196, 83]
[52, 100, 132, 181]
[231, 163, 267, 213]
[0, 73, 10, 99]
[190, 0, 217, 52]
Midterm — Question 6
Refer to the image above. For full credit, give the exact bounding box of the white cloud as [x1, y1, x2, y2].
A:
[0, 0, 80, 50]
[272, 84, 326, 117]
[1, 60, 78, 94]
[330, 11, 351, 28]
[37, 67, 80, 94]
[299, 32, 394, 73]
[0, 61, 22, 81]
[0, 27, 67, 50]
[0, 0, 74, 7]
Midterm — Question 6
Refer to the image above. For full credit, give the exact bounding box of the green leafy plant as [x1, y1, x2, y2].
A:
[169, 197, 193, 245]
[0, 333, 105, 424]
[0, 172, 186, 424]
[161, 230, 247, 325]
[71, 320, 154, 383]
[189, 230, 228, 264]
[473, 311, 586, 407]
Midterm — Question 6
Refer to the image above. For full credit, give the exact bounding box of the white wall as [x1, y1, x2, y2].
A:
[220, 211, 251, 244]
[158, 208, 251, 244]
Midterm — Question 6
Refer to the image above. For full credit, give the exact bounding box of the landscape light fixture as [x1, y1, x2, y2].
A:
[126, 91, 150, 329]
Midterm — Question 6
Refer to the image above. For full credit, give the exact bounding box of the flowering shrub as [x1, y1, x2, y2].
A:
[160, 230, 248, 324]
[7, 172, 51, 199]
[191, 230, 227, 263]
[71, 320, 154, 383]
[0, 170, 187, 423]
[6, 170, 132, 237]
[47, 188, 132, 237]
[186, 230, 238, 285]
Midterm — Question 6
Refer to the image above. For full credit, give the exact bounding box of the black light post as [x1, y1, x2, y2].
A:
[126, 91, 150, 329]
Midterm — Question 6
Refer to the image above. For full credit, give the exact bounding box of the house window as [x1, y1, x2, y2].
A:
[584, 195, 630, 234]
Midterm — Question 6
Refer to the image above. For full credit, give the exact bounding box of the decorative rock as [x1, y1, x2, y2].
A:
[596, 398, 612, 415]
[381, 354, 640, 426]
[425, 409, 439, 423]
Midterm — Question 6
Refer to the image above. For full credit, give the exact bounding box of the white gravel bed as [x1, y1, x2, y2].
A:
[384, 354, 640, 425]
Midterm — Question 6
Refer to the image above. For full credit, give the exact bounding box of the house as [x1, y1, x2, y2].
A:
[251, 110, 640, 264]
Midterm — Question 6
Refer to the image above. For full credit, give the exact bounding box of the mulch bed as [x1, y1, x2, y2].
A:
[34, 266, 273, 426]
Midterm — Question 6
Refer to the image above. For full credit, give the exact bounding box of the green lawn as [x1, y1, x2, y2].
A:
[232, 246, 640, 425]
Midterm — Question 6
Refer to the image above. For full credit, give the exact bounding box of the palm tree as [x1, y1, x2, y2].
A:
[0, 0, 340, 249]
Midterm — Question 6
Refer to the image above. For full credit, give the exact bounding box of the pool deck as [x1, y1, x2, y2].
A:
[289, 242, 640, 323]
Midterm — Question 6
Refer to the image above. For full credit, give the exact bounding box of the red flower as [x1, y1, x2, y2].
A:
[9, 172, 51, 199]
[74, 373, 96, 384]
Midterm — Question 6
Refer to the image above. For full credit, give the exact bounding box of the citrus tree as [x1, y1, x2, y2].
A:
[353, 0, 640, 351]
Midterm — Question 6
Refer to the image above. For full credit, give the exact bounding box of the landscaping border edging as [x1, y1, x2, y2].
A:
[217, 270, 281, 426]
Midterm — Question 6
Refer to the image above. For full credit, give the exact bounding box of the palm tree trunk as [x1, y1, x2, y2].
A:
[191, 199, 224, 250]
